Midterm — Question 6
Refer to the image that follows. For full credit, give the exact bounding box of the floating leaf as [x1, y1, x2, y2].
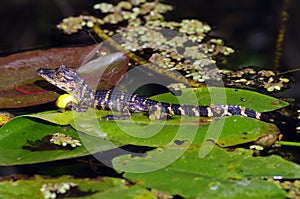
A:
[0, 117, 117, 165]
[151, 87, 289, 112]
[0, 175, 156, 199]
[112, 145, 300, 198]
[24, 87, 284, 147]
[0, 44, 128, 108]
[24, 109, 279, 148]
[0, 45, 96, 108]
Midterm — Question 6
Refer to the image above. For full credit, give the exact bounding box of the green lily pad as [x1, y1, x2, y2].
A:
[151, 87, 289, 112]
[112, 145, 300, 198]
[0, 175, 156, 199]
[22, 86, 283, 148]
[0, 117, 117, 165]
[24, 109, 280, 148]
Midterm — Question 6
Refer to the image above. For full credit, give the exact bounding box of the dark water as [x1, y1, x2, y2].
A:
[1, 0, 300, 96]
[1, 0, 300, 67]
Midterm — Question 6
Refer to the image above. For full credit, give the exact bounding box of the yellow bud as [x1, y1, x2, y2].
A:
[56, 94, 78, 109]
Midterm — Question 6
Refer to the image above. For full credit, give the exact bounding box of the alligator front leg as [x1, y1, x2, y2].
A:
[101, 103, 168, 121]
[64, 101, 89, 112]
[101, 106, 131, 120]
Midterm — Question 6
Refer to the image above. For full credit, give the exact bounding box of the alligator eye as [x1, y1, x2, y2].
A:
[53, 73, 62, 79]
[63, 72, 74, 80]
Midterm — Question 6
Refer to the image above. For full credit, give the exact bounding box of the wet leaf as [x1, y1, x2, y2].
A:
[112, 145, 300, 198]
[151, 87, 289, 112]
[23, 87, 283, 147]
[23, 109, 279, 148]
[0, 44, 128, 108]
[0, 45, 96, 108]
[0, 175, 156, 199]
[0, 117, 117, 165]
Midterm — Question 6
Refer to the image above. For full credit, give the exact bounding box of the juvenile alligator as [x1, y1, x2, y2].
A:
[38, 65, 271, 121]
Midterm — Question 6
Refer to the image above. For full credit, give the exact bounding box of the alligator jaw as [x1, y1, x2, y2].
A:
[37, 68, 55, 82]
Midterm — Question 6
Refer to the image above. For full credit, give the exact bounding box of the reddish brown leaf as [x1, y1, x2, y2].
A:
[0, 44, 128, 109]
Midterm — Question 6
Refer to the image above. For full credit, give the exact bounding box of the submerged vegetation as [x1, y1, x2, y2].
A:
[57, 0, 291, 92]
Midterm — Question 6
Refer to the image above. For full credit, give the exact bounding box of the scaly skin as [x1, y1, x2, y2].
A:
[38, 65, 267, 121]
